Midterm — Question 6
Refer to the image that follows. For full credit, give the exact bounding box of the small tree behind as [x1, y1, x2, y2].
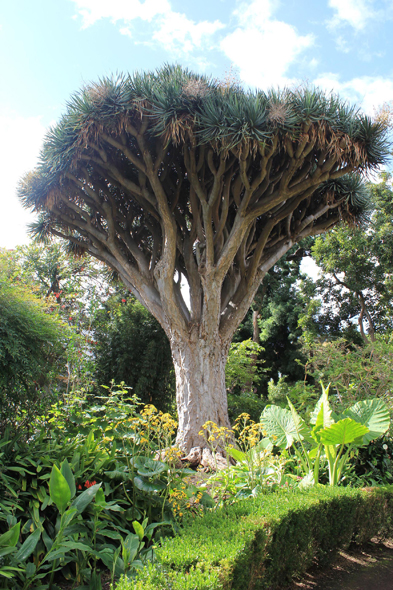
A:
[0, 253, 65, 434]
[19, 66, 388, 452]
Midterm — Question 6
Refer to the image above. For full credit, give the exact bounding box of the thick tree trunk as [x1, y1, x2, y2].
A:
[170, 333, 232, 453]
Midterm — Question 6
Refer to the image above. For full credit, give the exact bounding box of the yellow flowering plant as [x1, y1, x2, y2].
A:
[199, 414, 292, 504]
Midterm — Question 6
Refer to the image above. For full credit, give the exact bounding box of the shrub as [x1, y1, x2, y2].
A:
[0, 281, 65, 435]
[116, 486, 393, 590]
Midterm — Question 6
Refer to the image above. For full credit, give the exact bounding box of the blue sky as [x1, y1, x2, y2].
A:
[1, 0, 393, 248]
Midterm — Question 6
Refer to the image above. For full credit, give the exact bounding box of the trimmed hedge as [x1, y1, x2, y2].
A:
[116, 486, 393, 590]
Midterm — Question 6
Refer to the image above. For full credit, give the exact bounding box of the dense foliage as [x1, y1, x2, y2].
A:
[93, 296, 175, 410]
[0, 252, 66, 434]
[0, 386, 211, 589]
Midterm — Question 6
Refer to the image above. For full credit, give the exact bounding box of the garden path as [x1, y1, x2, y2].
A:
[288, 538, 393, 590]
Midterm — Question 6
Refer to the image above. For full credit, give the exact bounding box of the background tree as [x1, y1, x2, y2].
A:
[93, 294, 175, 409]
[20, 65, 388, 452]
[0, 251, 65, 434]
[301, 174, 393, 343]
[233, 249, 310, 397]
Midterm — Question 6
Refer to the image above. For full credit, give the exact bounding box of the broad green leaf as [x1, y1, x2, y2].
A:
[60, 540, 92, 551]
[14, 528, 41, 562]
[42, 529, 53, 552]
[310, 387, 333, 427]
[104, 468, 129, 481]
[319, 418, 369, 446]
[314, 394, 333, 430]
[71, 483, 101, 513]
[60, 459, 76, 499]
[0, 522, 20, 547]
[260, 405, 299, 448]
[312, 396, 334, 444]
[95, 488, 106, 507]
[96, 548, 115, 569]
[0, 547, 17, 558]
[131, 457, 167, 477]
[287, 399, 313, 443]
[342, 399, 390, 443]
[49, 465, 71, 515]
[226, 447, 247, 463]
[42, 548, 68, 562]
[0, 566, 23, 578]
[124, 533, 140, 562]
[98, 529, 122, 541]
[60, 507, 78, 529]
[25, 562, 36, 578]
[132, 521, 144, 541]
[133, 476, 165, 493]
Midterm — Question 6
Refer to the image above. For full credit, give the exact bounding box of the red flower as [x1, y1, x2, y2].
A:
[78, 484, 82, 490]
[121, 299, 126, 303]
[84, 480, 97, 488]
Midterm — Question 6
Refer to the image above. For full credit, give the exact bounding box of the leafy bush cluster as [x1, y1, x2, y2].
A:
[0, 386, 210, 589]
[0, 280, 65, 435]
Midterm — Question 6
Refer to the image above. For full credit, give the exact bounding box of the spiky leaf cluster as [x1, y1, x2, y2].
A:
[19, 65, 390, 338]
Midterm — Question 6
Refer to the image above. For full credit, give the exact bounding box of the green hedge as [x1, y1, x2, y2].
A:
[116, 486, 393, 590]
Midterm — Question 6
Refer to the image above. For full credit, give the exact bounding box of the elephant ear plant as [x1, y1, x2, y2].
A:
[260, 384, 391, 486]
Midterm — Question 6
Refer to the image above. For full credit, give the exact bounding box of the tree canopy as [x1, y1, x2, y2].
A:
[20, 65, 388, 341]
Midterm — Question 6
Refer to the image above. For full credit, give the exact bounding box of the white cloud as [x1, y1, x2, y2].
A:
[71, 0, 224, 55]
[327, 0, 375, 31]
[313, 73, 393, 115]
[220, 0, 314, 89]
[71, 0, 171, 28]
[0, 114, 47, 249]
[153, 13, 224, 54]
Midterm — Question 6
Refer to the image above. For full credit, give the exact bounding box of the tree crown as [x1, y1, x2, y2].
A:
[19, 65, 390, 339]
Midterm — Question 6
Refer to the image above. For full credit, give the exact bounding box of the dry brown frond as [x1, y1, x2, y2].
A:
[46, 188, 61, 210]
[85, 82, 113, 104]
[267, 102, 288, 126]
[181, 79, 210, 100]
[163, 114, 193, 146]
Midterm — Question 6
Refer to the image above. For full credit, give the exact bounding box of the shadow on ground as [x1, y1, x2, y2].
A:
[286, 538, 393, 590]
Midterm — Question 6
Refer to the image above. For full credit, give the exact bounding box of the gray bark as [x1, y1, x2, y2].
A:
[169, 329, 232, 452]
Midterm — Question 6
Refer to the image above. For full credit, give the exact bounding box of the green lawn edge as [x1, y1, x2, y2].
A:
[116, 486, 393, 590]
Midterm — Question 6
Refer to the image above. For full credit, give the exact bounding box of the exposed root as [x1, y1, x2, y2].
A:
[181, 447, 230, 471]
[154, 446, 231, 471]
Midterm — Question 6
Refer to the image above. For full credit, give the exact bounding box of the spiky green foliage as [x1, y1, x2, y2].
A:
[19, 64, 389, 342]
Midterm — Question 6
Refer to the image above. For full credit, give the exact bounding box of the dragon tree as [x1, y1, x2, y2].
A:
[20, 65, 389, 454]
